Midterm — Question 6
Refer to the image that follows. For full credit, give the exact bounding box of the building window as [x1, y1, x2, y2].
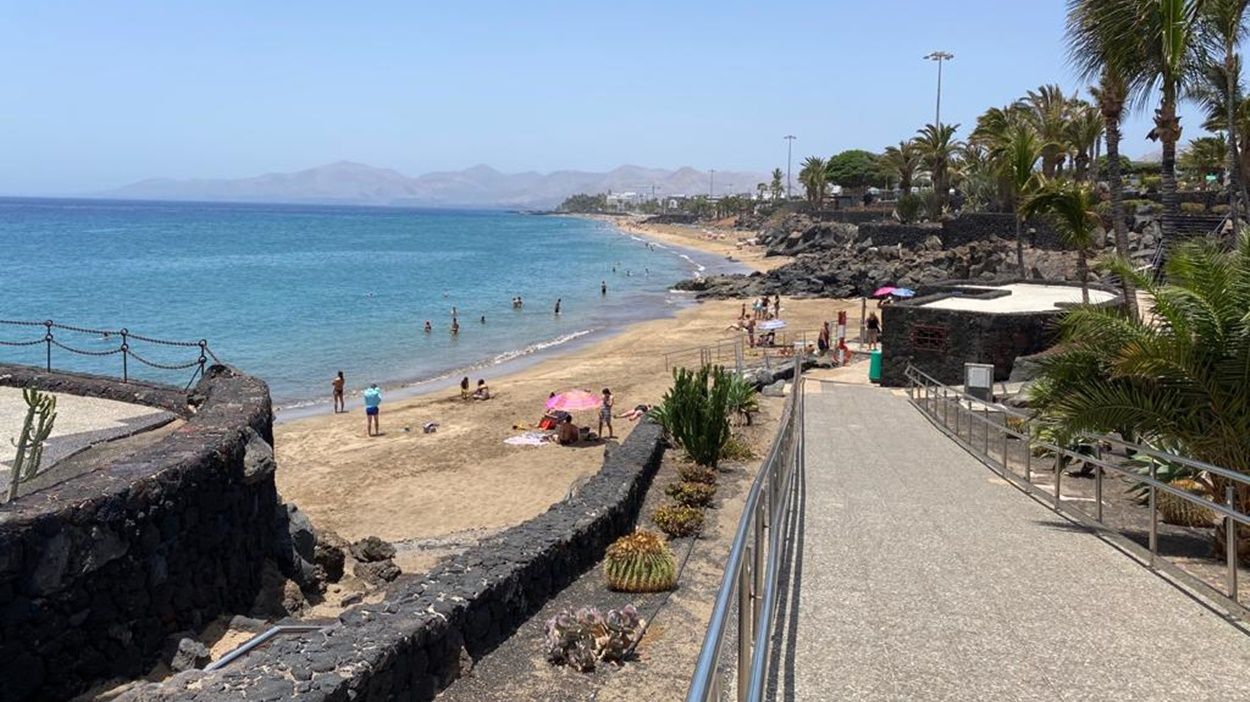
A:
[911, 324, 949, 352]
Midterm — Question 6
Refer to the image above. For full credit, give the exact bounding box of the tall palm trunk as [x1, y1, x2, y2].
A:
[1227, 48, 1243, 232]
[1156, 88, 1183, 241]
[1077, 248, 1090, 303]
[1014, 212, 1026, 273]
[1102, 83, 1138, 318]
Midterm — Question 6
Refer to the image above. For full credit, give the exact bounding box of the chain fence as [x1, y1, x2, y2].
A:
[0, 318, 222, 389]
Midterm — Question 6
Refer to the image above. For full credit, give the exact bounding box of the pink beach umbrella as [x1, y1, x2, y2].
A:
[545, 389, 602, 411]
[872, 286, 897, 298]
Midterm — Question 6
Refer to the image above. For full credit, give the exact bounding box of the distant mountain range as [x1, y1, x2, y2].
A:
[100, 162, 769, 208]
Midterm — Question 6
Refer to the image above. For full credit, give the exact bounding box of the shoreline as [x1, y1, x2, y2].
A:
[275, 217, 751, 423]
[592, 213, 790, 273]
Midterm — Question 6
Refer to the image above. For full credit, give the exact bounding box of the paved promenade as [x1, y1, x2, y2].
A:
[769, 382, 1250, 701]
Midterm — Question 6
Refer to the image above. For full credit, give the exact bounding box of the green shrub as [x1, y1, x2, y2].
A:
[666, 481, 716, 507]
[1212, 204, 1232, 215]
[1122, 198, 1163, 215]
[1180, 202, 1206, 215]
[603, 530, 677, 592]
[655, 365, 734, 467]
[652, 504, 705, 537]
[677, 464, 717, 484]
[721, 435, 754, 461]
[1141, 174, 1161, 193]
[895, 192, 924, 224]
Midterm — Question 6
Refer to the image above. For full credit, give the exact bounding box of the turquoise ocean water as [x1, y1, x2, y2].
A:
[0, 198, 735, 409]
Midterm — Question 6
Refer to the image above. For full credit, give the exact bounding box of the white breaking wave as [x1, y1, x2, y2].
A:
[490, 329, 594, 365]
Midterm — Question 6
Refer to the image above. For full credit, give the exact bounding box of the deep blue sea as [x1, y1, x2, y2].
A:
[0, 198, 731, 408]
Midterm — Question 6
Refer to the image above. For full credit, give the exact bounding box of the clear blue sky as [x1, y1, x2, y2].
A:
[0, 0, 1207, 194]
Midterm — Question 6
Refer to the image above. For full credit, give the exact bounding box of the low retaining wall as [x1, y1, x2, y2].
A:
[126, 422, 667, 701]
[0, 365, 278, 702]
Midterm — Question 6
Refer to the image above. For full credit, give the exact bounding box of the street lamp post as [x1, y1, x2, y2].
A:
[784, 134, 796, 200]
[709, 169, 715, 197]
[924, 51, 954, 127]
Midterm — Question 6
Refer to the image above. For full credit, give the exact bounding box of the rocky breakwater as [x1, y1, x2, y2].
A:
[677, 233, 1083, 299]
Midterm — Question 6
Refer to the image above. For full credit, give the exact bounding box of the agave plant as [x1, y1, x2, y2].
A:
[604, 530, 677, 593]
[724, 373, 760, 426]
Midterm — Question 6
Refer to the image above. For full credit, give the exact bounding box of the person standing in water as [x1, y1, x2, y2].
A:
[554, 298, 562, 315]
[451, 318, 460, 335]
[423, 321, 432, 333]
[331, 371, 345, 413]
[480, 314, 486, 324]
[601, 281, 607, 296]
[363, 383, 382, 436]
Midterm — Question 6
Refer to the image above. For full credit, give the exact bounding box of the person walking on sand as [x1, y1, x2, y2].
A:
[554, 298, 562, 316]
[599, 388, 615, 439]
[866, 312, 881, 351]
[331, 371, 346, 413]
[363, 383, 382, 436]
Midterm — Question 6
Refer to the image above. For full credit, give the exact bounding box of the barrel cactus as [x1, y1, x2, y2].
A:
[1159, 478, 1218, 527]
[604, 530, 677, 592]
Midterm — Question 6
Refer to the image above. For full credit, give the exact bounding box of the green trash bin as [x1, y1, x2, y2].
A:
[868, 349, 882, 382]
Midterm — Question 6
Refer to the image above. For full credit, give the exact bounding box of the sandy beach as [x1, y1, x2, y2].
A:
[274, 295, 862, 571]
[597, 214, 788, 273]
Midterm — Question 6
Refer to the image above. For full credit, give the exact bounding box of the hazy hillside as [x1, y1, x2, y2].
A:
[102, 162, 768, 208]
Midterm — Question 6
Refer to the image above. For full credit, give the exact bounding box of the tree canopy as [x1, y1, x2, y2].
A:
[824, 149, 887, 189]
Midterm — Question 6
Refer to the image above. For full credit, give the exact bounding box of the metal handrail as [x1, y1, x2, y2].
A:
[904, 363, 1250, 608]
[687, 353, 805, 702]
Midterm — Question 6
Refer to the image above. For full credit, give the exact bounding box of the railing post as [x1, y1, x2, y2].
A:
[982, 405, 990, 455]
[953, 394, 960, 436]
[1227, 484, 1238, 601]
[198, 340, 208, 380]
[1024, 424, 1031, 482]
[753, 506, 765, 624]
[1095, 463, 1103, 523]
[1148, 459, 1158, 566]
[120, 328, 129, 382]
[1001, 424, 1010, 475]
[1053, 450, 1062, 504]
[43, 320, 52, 371]
[737, 547, 752, 701]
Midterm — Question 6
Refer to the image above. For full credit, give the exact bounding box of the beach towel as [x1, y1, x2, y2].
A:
[504, 432, 548, 447]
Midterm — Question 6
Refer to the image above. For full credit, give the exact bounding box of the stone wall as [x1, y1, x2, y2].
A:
[0, 365, 278, 702]
[857, 215, 1064, 250]
[877, 280, 1122, 387]
[119, 422, 668, 702]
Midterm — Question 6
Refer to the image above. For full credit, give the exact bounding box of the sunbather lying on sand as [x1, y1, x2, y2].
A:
[616, 404, 652, 421]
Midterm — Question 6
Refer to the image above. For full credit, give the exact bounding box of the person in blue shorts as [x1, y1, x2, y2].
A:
[363, 383, 382, 436]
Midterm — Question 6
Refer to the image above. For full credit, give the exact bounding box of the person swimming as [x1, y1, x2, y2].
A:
[423, 321, 432, 333]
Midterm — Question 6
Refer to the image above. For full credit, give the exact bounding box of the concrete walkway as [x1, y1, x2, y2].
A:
[768, 382, 1250, 701]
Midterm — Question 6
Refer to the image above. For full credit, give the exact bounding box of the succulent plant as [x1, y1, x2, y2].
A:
[8, 388, 56, 502]
[665, 481, 716, 508]
[543, 605, 645, 671]
[604, 530, 677, 593]
[652, 503, 705, 537]
[677, 464, 717, 485]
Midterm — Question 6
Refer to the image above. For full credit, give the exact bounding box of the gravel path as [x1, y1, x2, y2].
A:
[767, 381, 1250, 701]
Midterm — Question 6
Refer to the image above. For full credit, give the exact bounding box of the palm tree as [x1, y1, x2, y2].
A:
[1028, 233, 1250, 558]
[1067, 0, 1145, 317]
[769, 168, 785, 201]
[1066, 101, 1105, 181]
[994, 126, 1043, 272]
[881, 140, 922, 193]
[798, 156, 827, 208]
[1133, 0, 1207, 239]
[1020, 179, 1101, 302]
[1180, 135, 1229, 187]
[1202, 0, 1249, 229]
[914, 123, 961, 213]
[1018, 84, 1075, 178]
